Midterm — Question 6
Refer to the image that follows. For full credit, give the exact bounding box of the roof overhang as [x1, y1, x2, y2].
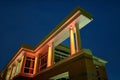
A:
[35, 7, 93, 54]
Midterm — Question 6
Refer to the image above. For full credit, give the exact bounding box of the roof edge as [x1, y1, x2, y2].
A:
[35, 6, 93, 50]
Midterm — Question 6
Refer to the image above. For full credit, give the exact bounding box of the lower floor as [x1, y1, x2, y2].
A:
[14, 50, 108, 80]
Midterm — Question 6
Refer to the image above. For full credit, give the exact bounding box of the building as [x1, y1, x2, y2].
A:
[0, 7, 108, 80]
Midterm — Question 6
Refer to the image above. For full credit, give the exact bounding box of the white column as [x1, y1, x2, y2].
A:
[69, 26, 76, 55]
[47, 43, 54, 67]
[75, 23, 82, 52]
[16, 61, 20, 74]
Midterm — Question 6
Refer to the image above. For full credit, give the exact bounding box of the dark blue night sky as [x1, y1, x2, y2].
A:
[0, 0, 120, 80]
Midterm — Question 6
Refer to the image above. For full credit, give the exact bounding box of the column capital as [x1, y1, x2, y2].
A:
[12, 63, 16, 67]
[48, 42, 53, 47]
[18, 58, 21, 62]
[69, 25, 75, 30]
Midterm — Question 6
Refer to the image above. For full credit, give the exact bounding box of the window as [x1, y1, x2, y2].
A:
[49, 72, 69, 80]
[96, 66, 101, 80]
[57, 78, 69, 80]
[16, 62, 20, 74]
[39, 53, 47, 71]
[24, 57, 35, 74]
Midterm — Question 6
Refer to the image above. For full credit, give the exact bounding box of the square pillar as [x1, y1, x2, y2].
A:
[75, 23, 82, 52]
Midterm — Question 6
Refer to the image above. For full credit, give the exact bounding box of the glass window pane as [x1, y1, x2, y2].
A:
[25, 60, 31, 67]
[24, 68, 29, 73]
[32, 61, 34, 68]
[27, 57, 31, 59]
[29, 69, 33, 74]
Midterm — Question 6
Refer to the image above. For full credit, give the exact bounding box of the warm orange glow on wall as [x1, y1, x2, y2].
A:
[47, 45, 53, 67]
[70, 27, 76, 55]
